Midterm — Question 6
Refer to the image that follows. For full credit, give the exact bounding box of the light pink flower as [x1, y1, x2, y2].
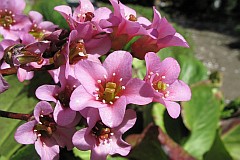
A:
[73, 108, 136, 160]
[144, 52, 191, 118]
[36, 66, 80, 126]
[70, 51, 153, 127]
[14, 101, 76, 160]
[131, 8, 189, 59]
[0, 0, 31, 40]
[28, 11, 58, 40]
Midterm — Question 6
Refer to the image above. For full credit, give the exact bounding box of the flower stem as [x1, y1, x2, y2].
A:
[0, 110, 33, 121]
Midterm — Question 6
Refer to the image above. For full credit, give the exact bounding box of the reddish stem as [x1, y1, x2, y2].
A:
[0, 110, 33, 121]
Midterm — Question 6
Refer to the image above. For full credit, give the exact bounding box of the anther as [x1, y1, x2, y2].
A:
[95, 88, 99, 91]
[109, 101, 113, 105]
[156, 73, 159, 76]
[95, 97, 99, 100]
[112, 72, 116, 76]
[104, 75, 107, 79]
[40, 114, 44, 117]
[102, 99, 106, 104]
[5, 9, 7, 12]
[9, 11, 12, 14]
[148, 75, 151, 79]
[150, 72, 154, 75]
[37, 134, 41, 137]
[121, 86, 126, 90]
[115, 96, 119, 99]
[97, 80, 101, 83]
[34, 129, 37, 132]
[110, 133, 114, 136]
[161, 76, 166, 79]
[39, 122, 42, 124]
[119, 78, 123, 82]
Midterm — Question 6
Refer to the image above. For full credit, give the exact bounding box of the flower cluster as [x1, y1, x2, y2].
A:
[0, 0, 191, 159]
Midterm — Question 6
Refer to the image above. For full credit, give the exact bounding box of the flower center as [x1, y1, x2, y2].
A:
[77, 12, 95, 22]
[95, 73, 125, 104]
[29, 24, 45, 40]
[0, 9, 15, 28]
[33, 113, 57, 138]
[128, 14, 137, 22]
[69, 41, 88, 64]
[55, 85, 75, 108]
[91, 121, 114, 146]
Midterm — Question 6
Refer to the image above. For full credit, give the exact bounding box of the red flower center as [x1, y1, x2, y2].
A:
[0, 9, 15, 29]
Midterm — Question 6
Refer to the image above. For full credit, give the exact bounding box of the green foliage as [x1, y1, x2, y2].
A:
[222, 124, 240, 159]
[11, 145, 39, 160]
[0, 75, 38, 159]
[32, 0, 68, 29]
[182, 83, 221, 159]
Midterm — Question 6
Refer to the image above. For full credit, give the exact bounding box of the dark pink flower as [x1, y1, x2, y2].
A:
[73, 108, 136, 160]
[70, 51, 153, 127]
[144, 52, 191, 118]
[14, 101, 76, 160]
[107, 0, 148, 50]
[0, 0, 31, 40]
[131, 8, 189, 59]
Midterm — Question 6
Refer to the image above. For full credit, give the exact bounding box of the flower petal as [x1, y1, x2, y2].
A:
[34, 101, 53, 122]
[166, 80, 191, 101]
[115, 109, 136, 134]
[36, 85, 59, 102]
[72, 128, 93, 151]
[35, 138, 59, 160]
[103, 51, 132, 85]
[74, 60, 108, 94]
[99, 96, 127, 128]
[53, 101, 76, 126]
[145, 52, 161, 74]
[164, 101, 181, 119]
[124, 78, 153, 105]
[14, 120, 37, 144]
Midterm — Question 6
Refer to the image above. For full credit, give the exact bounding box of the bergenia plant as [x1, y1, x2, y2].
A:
[0, 0, 193, 160]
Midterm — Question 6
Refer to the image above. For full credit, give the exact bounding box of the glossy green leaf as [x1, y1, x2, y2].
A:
[11, 145, 39, 160]
[204, 132, 232, 160]
[182, 84, 221, 159]
[0, 75, 38, 158]
[222, 124, 240, 159]
[132, 58, 146, 79]
[32, 0, 68, 29]
[152, 103, 166, 132]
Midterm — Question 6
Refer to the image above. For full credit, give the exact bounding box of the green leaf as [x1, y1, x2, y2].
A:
[73, 148, 91, 160]
[222, 124, 240, 159]
[132, 58, 146, 79]
[152, 103, 166, 132]
[0, 75, 38, 158]
[11, 145, 39, 160]
[182, 84, 221, 159]
[204, 132, 232, 160]
[32, 0, 68, 29]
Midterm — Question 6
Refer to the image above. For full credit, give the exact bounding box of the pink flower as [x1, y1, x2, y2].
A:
[107, 0, 149, 50]
[14, 101, 76, 160]
[54, 0, 112, 31]
[0, 0, 31, 40]
[36, 66, 80, 126]
[144, 52, 191, 118]
[73, 108, 136, 160]
[70, 51, 153, 127]
[131, 8, 189, 59]
[28, 11, 58, 40]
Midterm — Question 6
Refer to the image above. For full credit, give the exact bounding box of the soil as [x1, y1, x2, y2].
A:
[173, 18, 240, 101]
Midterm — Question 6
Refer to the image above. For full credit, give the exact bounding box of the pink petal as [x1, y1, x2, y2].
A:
[110, 136, 131, 156]
[99, 96, 127, 128]
[93, 7, 112, 23]
[166, 80, 191, 101]
[70, 85, 106, 111]
[72, 128, 94, 150]
[165, 101, 181, 118]
[54, 5, 72, 20]
[115, 109, 136, 134]
[35, 138, 59, 160]
[156, 57, 181, 84]
[74, 60, 108, 94]
[14, 120, 37, 144]
[34, 101, 53, 122]
[17, 68, 34, 82]
[53, 126, 76, 150]
[145, 52, 161, 74]
[103, 51, 132, 85]
[124, 78, 153, 105]
[53, 101, 76, 126]
[5, 0, 26, 14]
[36, 85, 59, 102]
[85, 36, 111, 56]
[29, 11, 43, 24]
